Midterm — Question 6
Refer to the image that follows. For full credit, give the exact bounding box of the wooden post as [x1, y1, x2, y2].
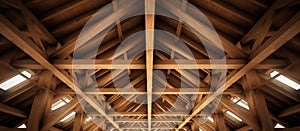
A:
[245, 70, 274, 131]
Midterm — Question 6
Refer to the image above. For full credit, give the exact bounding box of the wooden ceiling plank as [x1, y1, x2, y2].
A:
[210, 0, 255, 24]
[145, 0, 155, 130]
[0, 14, 120, 130]
[40, 0, 86, 22]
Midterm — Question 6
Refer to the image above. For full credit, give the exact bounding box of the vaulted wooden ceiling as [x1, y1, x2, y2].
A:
[0, 0, 299, 131]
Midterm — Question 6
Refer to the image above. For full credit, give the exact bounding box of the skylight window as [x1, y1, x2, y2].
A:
[17, 124, 26, 128]
[51, 98, 71, 110]
[232, 97, 249, 110]
[0, 71, 32, 91]
[274, 123, 285, 128]
[226, 111, 242, 122]
[207, 116, 214, 122]
[60, 111, 76, 122]
[270, 71, 300, 90]
[85, 116, 92, 122]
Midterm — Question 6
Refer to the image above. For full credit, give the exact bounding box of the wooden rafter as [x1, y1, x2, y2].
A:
[0, 103, 26, 118]
[145, 0, 155, 130]
[0, 0, 299, 130]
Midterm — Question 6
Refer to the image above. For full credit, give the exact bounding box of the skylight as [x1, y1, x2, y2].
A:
[0, 71, 32, 91]
[274, 123, 285, 128]
[60, 111, 76, 122]
[85, 116, 92, 122]
[232, 97, 249, 110]
[51, 98, 71, 110]
[207, 116, 214, 122]
[226, 111, 242, 122]
[17, 124, 26, 128]
[270, 71, 300, 90]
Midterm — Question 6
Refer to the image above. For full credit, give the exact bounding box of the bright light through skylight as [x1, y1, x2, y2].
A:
[85, 116, 92, 122]
[232, 97, 249, 110]
[274, 123, 285, 128]
[18, 124, 26, 128]
[270, 71, 300, 90]
[51, 98, 71, 110]
[208, 116, 214, 122]
[0, 71, 32, 91]
[60, 111, 76, 122]
[226, 111, 242, 122]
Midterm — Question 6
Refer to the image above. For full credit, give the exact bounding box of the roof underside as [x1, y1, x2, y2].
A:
[0, 0, 299, 130]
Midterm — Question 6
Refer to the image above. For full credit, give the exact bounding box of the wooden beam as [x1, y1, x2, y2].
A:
[13, 59, 287, 69]
[213, 108, 226, 131]
[0, 103, 26, 118]
[177, 11, 300, 129]
[145, 0, 155, 130]
[278, 104, 300, 117]
[14, 0, 56, 44]
[40, 0, 86, 22]
[241, 0, 294, 43]
[27, 89, 51, 131]
[236, 125, 252, 131]
[0, 126, 24, 131]
[56, 86, 241, 95]
[114, 118, 183, 123]
[155, 13, 247, 59]
[192, 117, 214, 131]
[245, 70, 274, 131]
[220, 98, 260, 130]
[72, 112, 84, 131]
[48, 127, 63, 131]
[0, 14, 120, 129]
[42, 98, 80, 130]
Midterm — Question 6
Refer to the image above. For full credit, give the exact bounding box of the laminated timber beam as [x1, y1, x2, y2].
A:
[213, 107, 226, 131]
[72, 110, 84, 131]
[220, 98, 260, 130]
[27, 71, 55, 131]
[278, 104, 300, 117]
[145, 0, 155, 130]
[0, 14, 120, 130]
[13, 59, 288, 69]
[26, 90, 50, 130]
[56, 87, 242, 95]
[0, 103, 26, 118]
[177, 11, 300, 129]
[245, 70, 274, 131]
[240, 0, 294, 44]
[0, 126, 24, 131]
[41, 98, 80, 130]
